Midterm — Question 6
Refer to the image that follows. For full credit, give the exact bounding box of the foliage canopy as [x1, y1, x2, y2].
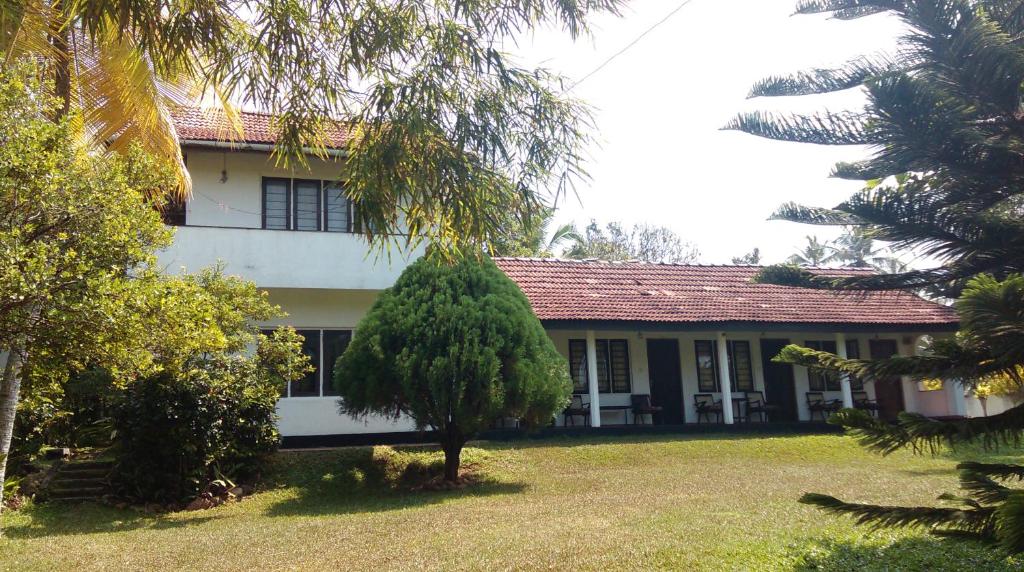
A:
[334, 255, 571, 480]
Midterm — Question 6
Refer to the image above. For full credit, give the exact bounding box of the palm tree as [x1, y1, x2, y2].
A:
[829, 227, 907, 272]
[729, 0, 1024, 551]
[787, 235, 832, 266]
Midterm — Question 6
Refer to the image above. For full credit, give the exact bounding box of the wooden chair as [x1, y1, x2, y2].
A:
[563, 395, 590, 426]
[852, 390, 881, 417]
[744, 391, 778, 423]
[630, 394, 663, 425]
[694, 393, 723, 424]
[806, 392, 840, 421]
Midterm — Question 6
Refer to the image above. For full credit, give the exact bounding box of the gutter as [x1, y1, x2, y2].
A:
[180, 139, 347, 158]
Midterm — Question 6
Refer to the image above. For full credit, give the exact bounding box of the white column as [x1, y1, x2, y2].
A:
[836, 333, 854, 409]
[585, 330, 602, 427]
[717, 332, 734, 424]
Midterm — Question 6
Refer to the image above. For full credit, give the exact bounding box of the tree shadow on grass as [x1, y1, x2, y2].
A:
[262, 446, 527, 518]
[791, 535, 1019, 571]
[3, 503, 219, 540]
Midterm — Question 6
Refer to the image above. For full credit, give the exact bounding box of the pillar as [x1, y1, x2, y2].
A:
[717, 332, 734, 424]
[586, 330, 601, 427]
[836, 332, 854, 409]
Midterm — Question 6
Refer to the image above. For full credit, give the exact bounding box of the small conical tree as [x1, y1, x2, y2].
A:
[727, 0, 1024, 552]
[334, 255, 571, 482]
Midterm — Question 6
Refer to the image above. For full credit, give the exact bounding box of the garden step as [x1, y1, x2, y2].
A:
[47, 488, 107, 500]
[54, 467, 110, 478]
[60, 460, 114, 471]
[49, 477, 108, 488]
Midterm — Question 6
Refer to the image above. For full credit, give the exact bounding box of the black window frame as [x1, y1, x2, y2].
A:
[262, 327, 354, 398]
[291, 178, 323, 232]
[261, 177, 292, 230]
[568, 338, 632, 394]
[694, 339, 755, 392]
[262, 176, 354, 233]
[846, 339, 863, 390]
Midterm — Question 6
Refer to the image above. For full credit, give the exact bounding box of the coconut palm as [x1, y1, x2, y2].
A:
[787, 235, 832, 266]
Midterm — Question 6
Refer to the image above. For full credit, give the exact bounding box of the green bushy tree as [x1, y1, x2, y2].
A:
[335, 256, 571, 482]
[728, 0, 1024, 552]
[0, 62, 173, 514]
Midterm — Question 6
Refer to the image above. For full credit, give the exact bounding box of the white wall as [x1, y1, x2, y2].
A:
[158, 225, 419, 290]
[544, 329, 956, 424]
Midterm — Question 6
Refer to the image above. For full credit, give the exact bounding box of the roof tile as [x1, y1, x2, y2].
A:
[171, 107, 352, 149]
[493, 258, 958, 327]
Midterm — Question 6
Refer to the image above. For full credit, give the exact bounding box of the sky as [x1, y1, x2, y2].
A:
[509, 0, 907, 264]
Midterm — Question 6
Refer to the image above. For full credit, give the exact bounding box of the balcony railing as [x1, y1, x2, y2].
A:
[157, 225, 419, 290]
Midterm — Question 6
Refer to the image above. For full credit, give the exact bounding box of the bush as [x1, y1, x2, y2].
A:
[110, 363, 280, 503]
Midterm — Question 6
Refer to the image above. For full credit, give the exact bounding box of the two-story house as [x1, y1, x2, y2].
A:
[158, 108, 991, 444]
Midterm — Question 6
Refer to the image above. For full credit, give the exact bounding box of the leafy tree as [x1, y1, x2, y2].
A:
[1, 0, 626, 251]
[830, 226, 906, 272]
[731, 248, 762, 265]
[109, 268, 311, 503]
[728, 0, 1024, 552]
[489, 207, 582, 258]
[334, 256, 571, 482]
[787, 235, 832, 267]
[565, 220, 701, 263]
[0, 64, 172, 514]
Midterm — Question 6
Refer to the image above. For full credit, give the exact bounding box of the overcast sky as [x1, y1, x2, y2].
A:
[509, 0, 906, 264]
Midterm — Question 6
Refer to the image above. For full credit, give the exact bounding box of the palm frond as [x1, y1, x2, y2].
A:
[749, 55, 902, 98]
[722, 111, 875, 145]
[793, 0, 903, 18]
[799, 492, 996, 536]
[770, 202, 862, 225]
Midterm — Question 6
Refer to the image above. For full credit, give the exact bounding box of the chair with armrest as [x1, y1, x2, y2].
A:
[852, 390, 881, 417]
[630, 394, 663, 425]
[694, 393, 723, 424]
[745, 390, 779, 423]
[563, 394, 591, 426]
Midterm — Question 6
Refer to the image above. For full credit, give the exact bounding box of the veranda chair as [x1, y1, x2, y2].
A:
[630, 394, 663, 425]
[806, 392, 840, 421]
[852, 390, 881, 417]
[563, 395, 590, 426]
[744, 391, 778, 423]
[694, 393, 723, 424]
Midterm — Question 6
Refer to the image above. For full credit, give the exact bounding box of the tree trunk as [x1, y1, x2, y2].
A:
[0, 346, 25, 521]
[442, 442, 462, 482]
[49, 1, 71, 118]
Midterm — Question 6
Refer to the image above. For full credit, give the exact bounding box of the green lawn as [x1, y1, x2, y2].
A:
[2, 434, 1023, 571]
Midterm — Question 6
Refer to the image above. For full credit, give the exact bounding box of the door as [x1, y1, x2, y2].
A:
[760, 339, 798, 422]
[870, 339, 905, 421]
[647, 339, 684, 424]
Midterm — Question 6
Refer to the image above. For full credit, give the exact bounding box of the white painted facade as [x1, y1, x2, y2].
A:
[157, 146, 988, 438]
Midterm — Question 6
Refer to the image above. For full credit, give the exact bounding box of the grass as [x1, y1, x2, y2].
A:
[2, 433, 1024, 571]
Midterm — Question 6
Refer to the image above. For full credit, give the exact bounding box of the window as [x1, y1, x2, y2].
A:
[262, 177, 353, 232]
[265, 328, 353, 398]
[567, 339, 631, 394]
[694, 340, 755, 392]
[805, 340, 839, 391]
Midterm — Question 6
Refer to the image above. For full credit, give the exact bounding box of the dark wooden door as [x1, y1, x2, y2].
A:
[647, 339, 684, 424]
[760, 339, 798, 422]
[870, 339, 905, 421]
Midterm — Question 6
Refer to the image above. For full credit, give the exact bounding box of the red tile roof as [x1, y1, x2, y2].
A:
[171, 107, 353, 149]
[493, 258, 958, 328]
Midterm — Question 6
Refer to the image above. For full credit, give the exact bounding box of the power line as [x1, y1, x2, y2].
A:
[567, 0, 698, 91]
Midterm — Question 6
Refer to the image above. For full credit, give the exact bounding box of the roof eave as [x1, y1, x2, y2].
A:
[539, 319, 960, 334]
[180, 139, 348, 158]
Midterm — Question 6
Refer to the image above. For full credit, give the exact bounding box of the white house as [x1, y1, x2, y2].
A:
[158, 108, 979, 443]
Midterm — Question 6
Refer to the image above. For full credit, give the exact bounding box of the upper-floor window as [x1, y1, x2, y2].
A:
[262, 177, 354, 232]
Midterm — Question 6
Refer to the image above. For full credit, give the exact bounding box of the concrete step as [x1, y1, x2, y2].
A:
[61, 460, 114, 471]
[48, 486, 107, 499]
[55, 467, 110, 479]
[49, 477, 108, 488]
